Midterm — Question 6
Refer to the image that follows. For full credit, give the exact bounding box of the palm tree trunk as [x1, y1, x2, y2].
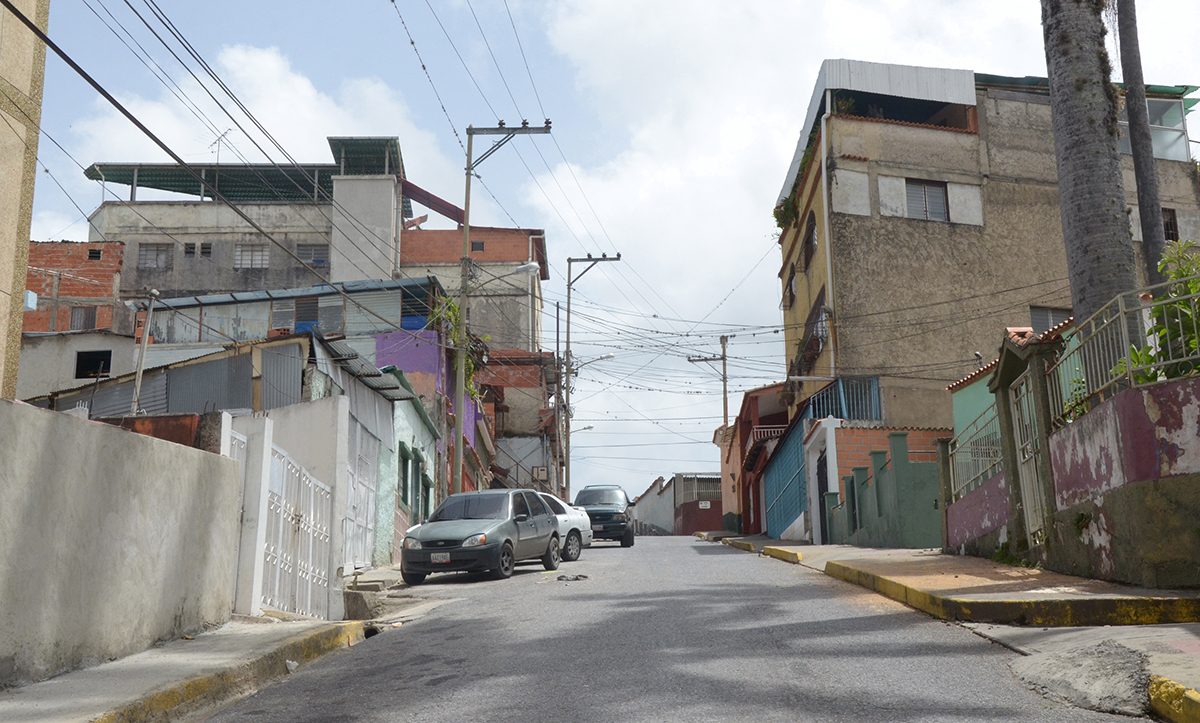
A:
[1117, 0, 1167, 288]
[1041, 0, 1139, 323]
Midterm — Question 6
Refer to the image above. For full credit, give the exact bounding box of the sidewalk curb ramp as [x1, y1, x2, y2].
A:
[762, 546, 802, 564]
[823, 560, 1200, 627]
[1151, 675, 1200, 723]
[92, 621, 365, 723]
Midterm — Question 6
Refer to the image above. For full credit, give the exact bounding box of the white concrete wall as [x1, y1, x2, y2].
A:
[635, 480, 676, 535]
[265, 396, 349, 620]
[0, 399, 240, 685]
[17, 332, 136, 400]
[376, 396, 439, 566]
[330, 176, 398, 283]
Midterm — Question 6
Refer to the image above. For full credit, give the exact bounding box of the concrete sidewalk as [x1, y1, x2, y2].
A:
[0, 566, 453, 723]
[710, 536, 1200, 721]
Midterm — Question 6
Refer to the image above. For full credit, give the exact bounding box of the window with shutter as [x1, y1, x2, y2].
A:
[905, 179, 949, 222]
[234, 244, 269, 269]
[295, 297, 319, 324]
[70, 306, 97, 331]
[137, 243, 171, 268]
[1030, 306, 1072, 335]
[297, 244, 329, 265]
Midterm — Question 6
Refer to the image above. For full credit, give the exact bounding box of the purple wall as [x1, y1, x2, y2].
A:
[374, 330, 444, 392]
[1049, 377, 1200, 510]
[946, 472, 1009, 548]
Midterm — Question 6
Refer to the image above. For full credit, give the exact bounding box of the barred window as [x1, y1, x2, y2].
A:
[137, 243, 171, 268]
[906, 179, 949, 222]
[234, 244, 269, 269]
[87, 249, 102, 261]
[1163, 208, 1180, 242]
[471, 240, 485, 252]
[296, 244, 329, 265]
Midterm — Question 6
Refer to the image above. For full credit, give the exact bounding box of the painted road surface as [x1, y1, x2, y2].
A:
[203, 537, 1142, 722]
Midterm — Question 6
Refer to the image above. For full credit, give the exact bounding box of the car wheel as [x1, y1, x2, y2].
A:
[563, 531, 582, 562]
[542, 536, 561, 570]
[493, 542, 515, 579]
[620, 528, 635, 547]
[401, 571, 426, 586]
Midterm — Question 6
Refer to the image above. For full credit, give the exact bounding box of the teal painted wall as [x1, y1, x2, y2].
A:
[952, 376, 993, 438]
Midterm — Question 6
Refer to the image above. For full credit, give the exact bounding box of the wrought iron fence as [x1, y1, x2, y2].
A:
[1047, 274, 1200, 429]
[948, 403, 1003, 501]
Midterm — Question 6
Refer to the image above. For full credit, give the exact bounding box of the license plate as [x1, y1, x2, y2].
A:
[430, 552, 451, 563]
[592, 525, 604, 532]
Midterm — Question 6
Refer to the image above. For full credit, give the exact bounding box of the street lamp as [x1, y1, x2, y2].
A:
[564, 351, 614, 501]
[452, 121, 551, 497]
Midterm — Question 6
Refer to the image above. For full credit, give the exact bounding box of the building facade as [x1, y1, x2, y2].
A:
[775, 59, 1200, 430]
[23, 240, 134, 334]
[0, 0, 50, 399]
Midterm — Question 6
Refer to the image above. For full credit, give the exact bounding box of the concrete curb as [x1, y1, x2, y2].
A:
[762, 546, 802, 564]
[724, 539, 757, 552]
[92, 622, 365, 723]
[1151, 675, 1200, 723]
[823, 560, 1200, 627]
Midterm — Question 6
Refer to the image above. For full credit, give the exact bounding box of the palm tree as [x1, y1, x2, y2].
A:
[1116, 0, 1167, 287]
[1041, 0, 1139, 322]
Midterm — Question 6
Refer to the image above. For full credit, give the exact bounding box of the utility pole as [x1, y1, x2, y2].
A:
[565, 253, 621, 501]
[453, 120, 551, 497]
[130, 289, 159, 415]
[688, 334, 730, 426]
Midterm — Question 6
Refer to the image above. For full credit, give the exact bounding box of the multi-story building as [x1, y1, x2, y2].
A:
[0, 0, 50, 399]
[775, 59, 1200, 430]
[475, 348, 564, 496]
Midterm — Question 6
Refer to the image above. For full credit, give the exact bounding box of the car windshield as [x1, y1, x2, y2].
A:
[429, 494, 509, 521]
[574, 489, 626, 506]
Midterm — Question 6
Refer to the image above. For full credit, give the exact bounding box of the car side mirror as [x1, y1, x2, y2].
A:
[514, 513, 529, 523]
[627, 501, 636, 507]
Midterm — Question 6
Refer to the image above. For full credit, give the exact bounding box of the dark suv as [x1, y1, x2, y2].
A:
[574, 485, 635, 547]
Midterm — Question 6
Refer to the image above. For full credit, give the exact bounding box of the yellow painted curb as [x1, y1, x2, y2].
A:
[93, 622, 365, 723]
[726, 539, 757, 552]
[1151, 675, 1200, 723]
[693, 531, 706, 539]
[762, 546, 802, 564]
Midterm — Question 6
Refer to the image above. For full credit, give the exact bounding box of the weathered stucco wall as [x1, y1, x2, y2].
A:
[16, 331, 136, 399]
[946, 471, 1009, 548]
[0, 399, 240, 686]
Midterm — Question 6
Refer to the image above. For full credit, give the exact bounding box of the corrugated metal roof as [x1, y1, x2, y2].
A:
[153, 276, 443, 310]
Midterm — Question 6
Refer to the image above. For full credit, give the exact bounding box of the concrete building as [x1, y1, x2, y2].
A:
[23, 240, 134, 334]
[475, 348, 564, 497]
[672, 472, 722, 535]
[775, 59, 1200, 430]
[17, 329, 136, 399]
[84, 137, 547, 354]
[0, 0, 50, 399]
[632, 476, 674, 536]
[400, 227, 548, 352]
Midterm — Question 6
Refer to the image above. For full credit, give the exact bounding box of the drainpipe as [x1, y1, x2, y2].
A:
[820, 88, 837, 379]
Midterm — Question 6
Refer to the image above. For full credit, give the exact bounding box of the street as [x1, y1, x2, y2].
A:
[204, 538, 1139, 722]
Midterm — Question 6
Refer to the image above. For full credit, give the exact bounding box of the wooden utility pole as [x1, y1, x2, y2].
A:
[688, 334, 730, 426]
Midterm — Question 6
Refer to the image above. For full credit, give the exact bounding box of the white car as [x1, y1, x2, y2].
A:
[539, 492, 593, 562]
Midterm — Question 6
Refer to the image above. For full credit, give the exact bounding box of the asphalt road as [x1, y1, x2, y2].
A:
[205, 537, 1142, 722]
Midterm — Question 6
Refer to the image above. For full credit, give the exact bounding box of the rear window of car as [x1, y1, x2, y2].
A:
[430, 494, 509, 521]
[540, 494, 566, 515]
[574, 488, 627, 506]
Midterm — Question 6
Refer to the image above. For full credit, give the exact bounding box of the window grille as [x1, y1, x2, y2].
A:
[184, 243, 196, 257]
[905, 179, 949, 222]
[200, 242, 211, 258]
[137, 243, 171, 268]
[234, 244, 269, 269]
[295, 297, 319, 324]
[87, 249, 102, 261]
[297, 244, 329, 265]
[70, 306, 97, 331]
[1163, 208, 1180, 242]
[471, 240, 485, 252]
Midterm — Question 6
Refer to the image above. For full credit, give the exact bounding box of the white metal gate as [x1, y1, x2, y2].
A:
[228, 430, 249, 609]
[263, 447, 332, 618]
[1010, 371, 1048, 547]
[343, 422, 379, 571]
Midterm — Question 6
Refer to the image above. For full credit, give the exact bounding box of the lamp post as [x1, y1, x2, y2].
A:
[452, 121, 551, 497]
[563, 351, 614, 501]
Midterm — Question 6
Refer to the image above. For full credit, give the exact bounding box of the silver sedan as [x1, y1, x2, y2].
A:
[539, 492, 593, 562]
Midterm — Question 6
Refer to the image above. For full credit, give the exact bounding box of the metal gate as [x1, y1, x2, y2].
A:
[262, 447, 332, 618]
[342, 422, 379, 571]
[1010, 370, 1048, 547]
[228, 430, 249, 609]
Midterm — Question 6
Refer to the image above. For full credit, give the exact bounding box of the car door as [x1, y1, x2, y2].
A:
[523, 492, 554, 556]
[540, 493, 571, 539]
[512, 492, 538, 558]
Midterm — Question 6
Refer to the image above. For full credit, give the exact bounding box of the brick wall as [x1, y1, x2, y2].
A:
[401, 227, 537, 265]
[23, 242, 124, 332]
[834, 427, 947, 484]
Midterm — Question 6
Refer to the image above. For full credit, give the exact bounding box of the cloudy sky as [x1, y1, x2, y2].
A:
[27, 0, 1200, 498]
